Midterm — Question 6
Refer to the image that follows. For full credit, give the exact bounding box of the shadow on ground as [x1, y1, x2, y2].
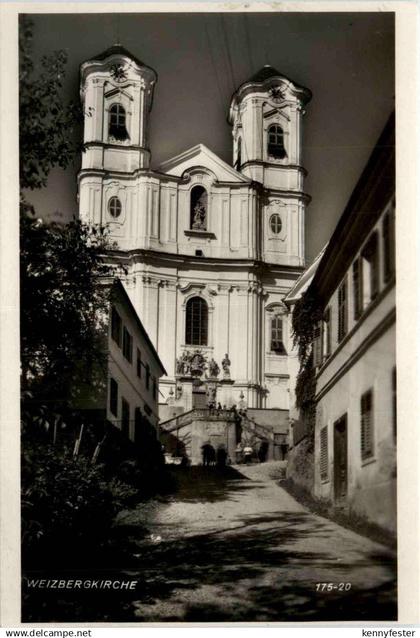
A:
[22, 466, 397, 623]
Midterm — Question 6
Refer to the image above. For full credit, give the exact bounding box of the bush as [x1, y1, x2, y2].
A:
[21, 439, 136, 566]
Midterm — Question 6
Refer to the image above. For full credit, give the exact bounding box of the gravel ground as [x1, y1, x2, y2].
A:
[113, 461, 397, 622]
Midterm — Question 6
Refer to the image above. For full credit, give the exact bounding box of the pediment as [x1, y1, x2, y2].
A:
[157, 144, 250, 184]
[104, 86, 134, 101]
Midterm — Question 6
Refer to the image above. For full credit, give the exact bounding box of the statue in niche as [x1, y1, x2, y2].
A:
[222, 353, 231, 378]
[192, 202, 206, 231]
[208, 358, 220, 378]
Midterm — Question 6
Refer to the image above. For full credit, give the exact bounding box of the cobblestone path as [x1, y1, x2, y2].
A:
[114, 461, 397, 622]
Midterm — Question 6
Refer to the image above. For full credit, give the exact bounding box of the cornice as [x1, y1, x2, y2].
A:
[107, 248, 305, 277]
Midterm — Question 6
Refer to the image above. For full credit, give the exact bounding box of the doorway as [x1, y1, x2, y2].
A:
[333, 414, 348, 503]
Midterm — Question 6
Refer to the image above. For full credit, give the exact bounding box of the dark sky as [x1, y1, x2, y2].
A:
[26, 11, 395, 262]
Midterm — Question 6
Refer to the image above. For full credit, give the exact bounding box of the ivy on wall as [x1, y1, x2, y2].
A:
[292, 290, 322, 437]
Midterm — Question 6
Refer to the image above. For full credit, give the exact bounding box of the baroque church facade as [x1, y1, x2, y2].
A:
[78, 45, 312, 414]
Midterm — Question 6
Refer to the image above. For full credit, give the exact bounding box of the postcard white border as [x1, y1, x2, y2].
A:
[0, 0, 418, 628]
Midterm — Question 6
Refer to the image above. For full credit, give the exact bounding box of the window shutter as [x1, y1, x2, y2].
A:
[361, 390, 374, 459]
[353, 258, 363, 320]
[338, 279, 348, 342]
[313, 322, 323, 367]
[320, 426, 328, 480]
[323, 308, 331, 359]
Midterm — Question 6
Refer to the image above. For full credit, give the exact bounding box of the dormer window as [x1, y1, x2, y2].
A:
[109, 103, 128, 141]
[190, 186, 207, 231]
[267, 124, 286, 159]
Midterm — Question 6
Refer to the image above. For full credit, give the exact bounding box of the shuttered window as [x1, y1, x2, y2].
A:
[111, 307, 122, 346]
[383, 211, 395, 283]
[110, 378, 118, 417]
[136, 348, 142, 378]
[353, 257, 364, 320]
[320, 426, 328, 481]
[122, 327, 133, 363]
[323, 308, 331, 359]
[313, 321, 323, 367]
[362, 232, 379, 303]
[361, 389, 374, 460]
[146, 363, 151, 390]
[338, 278, 348, 343]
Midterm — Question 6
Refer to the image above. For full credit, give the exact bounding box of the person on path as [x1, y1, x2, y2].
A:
[216, 445, 227, 468]
[201, 443, 210, 466]
[235, 442, 243, 464]
[243, 444, 253, 464]
[208, 444, 216, 467]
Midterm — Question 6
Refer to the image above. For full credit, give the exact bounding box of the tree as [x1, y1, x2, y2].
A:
[19, 16, 83, 191]
[20, 214, 117, 406]
[19, 18, 118, 414]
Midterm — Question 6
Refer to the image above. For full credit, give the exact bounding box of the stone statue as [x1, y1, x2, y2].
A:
[208, 358, 220, 378]
[207, 384, 217, 409]
[182, 350, 191, 375]
[192, 202, 206, 231]
[190, 350, 207, 376]
[222, 353, 231, 378]
[175, 356, 184, 376]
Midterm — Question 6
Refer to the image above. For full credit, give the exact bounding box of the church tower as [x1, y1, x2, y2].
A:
[78, 45, 156, 227]
[229, 66, 311, 267]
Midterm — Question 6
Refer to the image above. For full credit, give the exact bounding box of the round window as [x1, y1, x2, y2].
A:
[270, 213, 282, 234]
[108, 196, 122, 218]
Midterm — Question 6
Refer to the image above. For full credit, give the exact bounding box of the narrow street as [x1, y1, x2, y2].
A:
[114, 461, 397, 622]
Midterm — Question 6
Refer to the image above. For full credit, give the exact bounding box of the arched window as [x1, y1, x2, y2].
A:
[271, 314, 287, 354]
[109, 103, 128, 140]
[186, 296, 208, 346]
[190, 186, 207, 231]
[267, 124, 286, 159]
[236, 138, 242, 171]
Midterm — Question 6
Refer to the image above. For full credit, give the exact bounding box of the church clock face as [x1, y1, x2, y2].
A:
[110, 63, 128, 83]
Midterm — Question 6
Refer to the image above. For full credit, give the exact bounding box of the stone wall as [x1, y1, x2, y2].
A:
[285, 436, 314, 495]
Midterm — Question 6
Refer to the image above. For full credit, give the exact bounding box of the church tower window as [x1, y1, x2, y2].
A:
[108, 196, 122, 218]
[271, 314, 286, 354]
[270, 213, 282, 234]
[109, 103, 128, 141]
[267, 124, 286, 159]
[236, 137, 242, 170]
[190, 186, 207, 231]
[186, 296, 208, 346]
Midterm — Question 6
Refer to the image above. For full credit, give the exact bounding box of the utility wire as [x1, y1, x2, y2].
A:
[205, 16, 229, 114]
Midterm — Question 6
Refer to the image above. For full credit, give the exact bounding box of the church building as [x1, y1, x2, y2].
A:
[78, 45, 312, 418]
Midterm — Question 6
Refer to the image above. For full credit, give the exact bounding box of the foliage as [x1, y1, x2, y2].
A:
[19, 16, 83, 190]
[291, 290, 322, 432]
[291, 290, 322, 368]
[21, 436, 136, 562]
[20, 212, 119, 404]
